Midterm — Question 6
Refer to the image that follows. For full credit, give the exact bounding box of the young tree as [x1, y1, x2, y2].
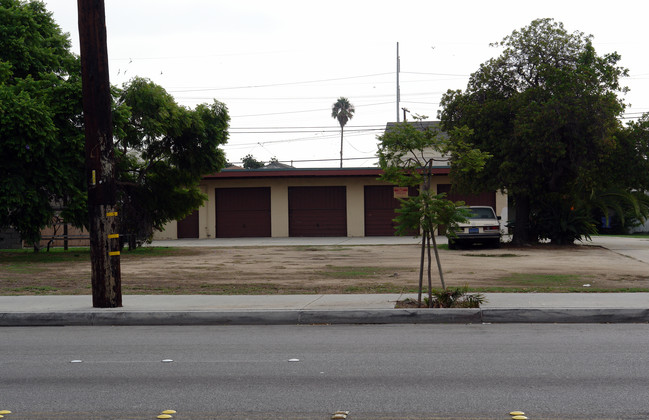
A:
[0, 0, 86, 247]
[331, 97, 355, 168]
[114, 77, 229, 248]
[377, 118, 489, 306]
[439, 18, 629, 245]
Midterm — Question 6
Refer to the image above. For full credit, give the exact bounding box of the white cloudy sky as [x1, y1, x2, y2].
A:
[45, 0, 649, 168]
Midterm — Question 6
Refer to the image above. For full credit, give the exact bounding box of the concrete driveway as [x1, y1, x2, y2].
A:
[587, 235, 649, 264]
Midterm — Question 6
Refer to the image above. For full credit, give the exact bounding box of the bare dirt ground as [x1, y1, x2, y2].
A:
[2, 243, 649, 295]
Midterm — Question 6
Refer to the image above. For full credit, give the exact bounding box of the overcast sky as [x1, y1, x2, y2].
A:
[45, 0, 649, 168]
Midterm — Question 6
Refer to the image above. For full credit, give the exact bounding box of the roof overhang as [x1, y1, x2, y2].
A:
[202, 167, 451, 180]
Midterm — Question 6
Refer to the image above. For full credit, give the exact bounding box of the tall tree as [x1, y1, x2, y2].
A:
[0, 0, 86, 246]
[331, 97, 355, 168]
[0, 2, 230, 253]
[114, 77, 229, 249]
[439, 18, 628, 245]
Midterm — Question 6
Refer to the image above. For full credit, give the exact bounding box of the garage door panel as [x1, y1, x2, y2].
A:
[289, 186, 346, 237]
[364, 185, 418, 236]
[364, 209, 397, 236]
[437, 184, 495, 208]
[216, 187, 271, 238]
[290, 209, 347, 237]
[177, 210, 199, 238]
[216, 210, 271, 237]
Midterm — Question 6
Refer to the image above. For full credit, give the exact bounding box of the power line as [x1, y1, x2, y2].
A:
[167, 72, 394, 93]
[223, 130, 378, 150]
[231, 101, 394, 118]
[177, 91, 441, 101]
[230, 156, 378, 165]
[229, 127, 384, 134]
[401, 71, 470, 77]
[230, 125, 385, 130]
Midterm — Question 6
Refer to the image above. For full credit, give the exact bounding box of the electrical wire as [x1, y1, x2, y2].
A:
[167, 72, 394, 93]
[231, 101, 394, 118]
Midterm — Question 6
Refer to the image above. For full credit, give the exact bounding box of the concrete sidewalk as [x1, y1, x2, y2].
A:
[1, 293, 648, 326]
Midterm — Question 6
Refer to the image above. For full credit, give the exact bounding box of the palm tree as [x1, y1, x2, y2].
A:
[331, 97, 355, 168]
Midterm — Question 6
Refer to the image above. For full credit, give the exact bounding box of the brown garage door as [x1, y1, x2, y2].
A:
[437, 184, 496, 208]
[216, 187, 271, 238]
[177, 210, 199, 238]
[364, 185, 419, 236]
[289, 186, 346, 237]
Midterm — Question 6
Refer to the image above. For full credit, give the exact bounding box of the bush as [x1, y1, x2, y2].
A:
[424, 286, 485, 308]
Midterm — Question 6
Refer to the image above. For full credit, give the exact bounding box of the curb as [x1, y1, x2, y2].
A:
[2, 308, 649, 326]
[481, 308, 649, 324]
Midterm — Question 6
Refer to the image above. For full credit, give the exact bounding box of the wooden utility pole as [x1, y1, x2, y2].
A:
[396, 42, 400, 123]
[77, 0, 122, 308]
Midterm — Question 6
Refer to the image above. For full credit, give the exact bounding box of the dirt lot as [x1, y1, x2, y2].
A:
[2, 243, 649, 295]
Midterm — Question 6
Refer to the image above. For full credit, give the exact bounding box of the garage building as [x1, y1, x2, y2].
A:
[155, 167, 507, 239]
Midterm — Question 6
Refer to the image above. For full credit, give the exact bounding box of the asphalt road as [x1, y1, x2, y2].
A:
[2, 324, 649, 419]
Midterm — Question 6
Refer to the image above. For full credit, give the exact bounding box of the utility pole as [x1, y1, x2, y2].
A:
[402, 107, 409, 122]
[77, 0, 122, 308]
[396, 42, 401, 122]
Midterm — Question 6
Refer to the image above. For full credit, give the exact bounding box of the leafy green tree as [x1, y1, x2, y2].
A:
[609, 114, 649, 192]
[331, 97, 355, 168]
[377, 117, 489, 306]
[241, 154, 264, 169]
[439, 18, 628, 245]
[585, 113, 649, 233]
[1, 2, 230, 250]
[114, 77, 229, 249]
[0, 0, 86, 246]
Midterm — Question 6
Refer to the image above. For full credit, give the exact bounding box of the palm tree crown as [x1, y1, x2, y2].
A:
[331, 97, 355, 168]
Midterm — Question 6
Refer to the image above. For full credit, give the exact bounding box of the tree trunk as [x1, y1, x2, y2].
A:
[426, 233, 433, 308]
[417, 232, 426, 307]
[63, 222, 69, 251]
[339, 126, 344, 168]
[431, 232, 446, 290]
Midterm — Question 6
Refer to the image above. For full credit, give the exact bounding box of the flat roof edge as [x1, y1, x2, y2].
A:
[202, 167, 451, 179]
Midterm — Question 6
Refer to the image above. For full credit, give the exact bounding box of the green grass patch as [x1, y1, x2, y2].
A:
[3, 264, 42, 273]
[125, 283, 320, 295]
[0, 246, 194, 281]
[8, 286, 59, 294]
[0, 246, 189, 264]
[498, 273, 583, 286]
[318, 265, 405, 279]
[123, 246, 187, 256]
[471, 286, 649, 293]
[461, 253, 522, 258]
[0, 247, 91, 263]
[293, 245, 354, 252]
[343, 283, 406, 293]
